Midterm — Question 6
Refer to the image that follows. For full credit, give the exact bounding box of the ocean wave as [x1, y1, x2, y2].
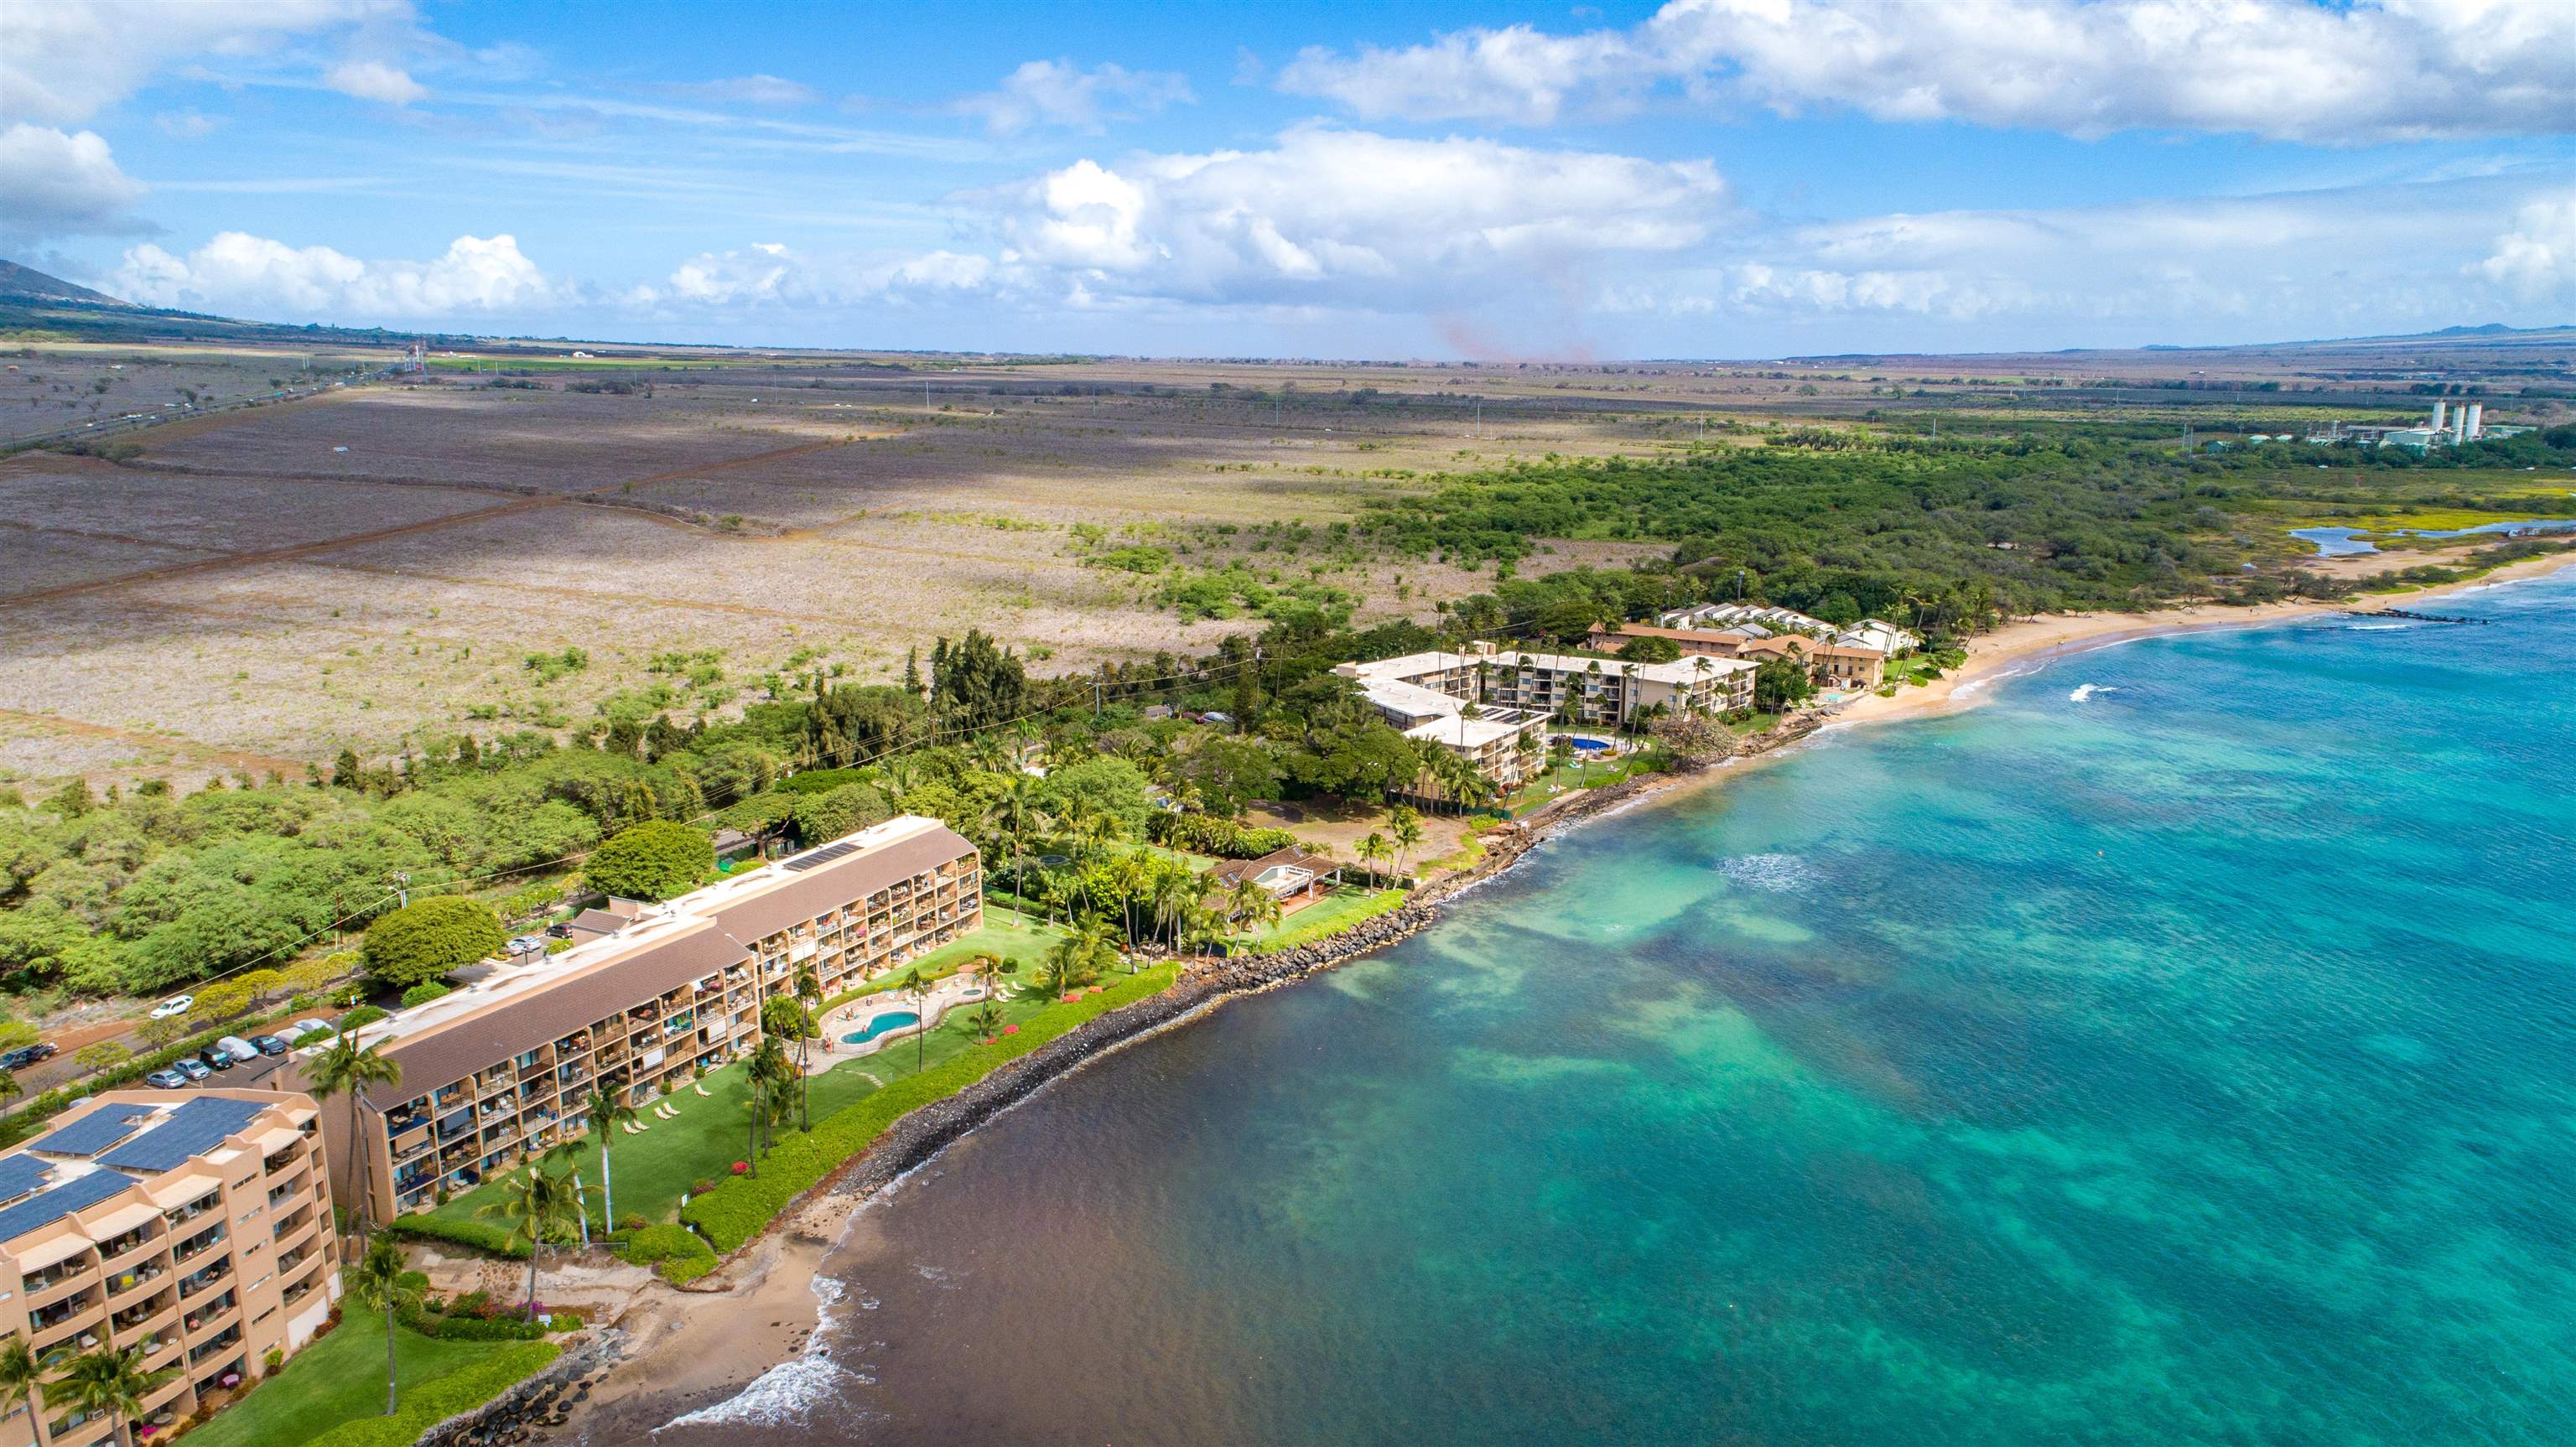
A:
[2342, 622, 2412, 632]
[1716, 853, 1815, 892]
[656, 1351, 861, 1431]
[2067, 683, 2122, 703]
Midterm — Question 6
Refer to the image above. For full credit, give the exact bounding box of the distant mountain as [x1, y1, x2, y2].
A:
[0, 257, 498, 349]
[0, 261, 131, 308]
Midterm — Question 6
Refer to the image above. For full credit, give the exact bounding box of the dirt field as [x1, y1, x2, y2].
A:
[3, 336, 2563, 793]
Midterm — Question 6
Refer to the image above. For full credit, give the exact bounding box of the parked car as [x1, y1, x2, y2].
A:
[278, 1019, 331, 1044]
[214, 1036, 257, 1065]
[144, 1068, 190, 1089]
[0, 1043, 56, 1071]
[150, 994, 195, 1019]
[543, 923, 573, 940]
[174, 1058, 211, 1082]
[249, 1035, 288, 1056]
[198, 1047, 234, 1072]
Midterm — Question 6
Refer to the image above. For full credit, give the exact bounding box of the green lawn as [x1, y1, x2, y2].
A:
[180, 1314, 493, 1447]
[828, 911, 1067, 1005]
[1501, 756, 1649, 813]
[1238, 886, 1395, 948]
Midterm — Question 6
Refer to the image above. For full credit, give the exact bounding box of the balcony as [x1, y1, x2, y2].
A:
[96, 1225, 158, 1267]
[171, 1226, 226, 1263]
[104, 1262, 169, 1302]
[176, 1262, 230, 1300]
[185, 1322, 242, 1365]
[28, 1289, 100, 1338]
[23, 1260, 97, 1305]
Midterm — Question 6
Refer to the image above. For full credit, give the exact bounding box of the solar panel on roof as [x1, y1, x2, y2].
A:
[28, 1107, 155, 1159]
[783, 841, 858, 872]
[0, 1155, 49, 1205]
[95, 1097, 267, 1174]
[0, 1170, 129, 1246]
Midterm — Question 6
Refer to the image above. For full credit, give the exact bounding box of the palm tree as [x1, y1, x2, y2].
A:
[0, 1335, 44, 1439]
[580, 1087, 638, 1234]
[745, 1038, 792, 1167]
[899, 968, 931, 1073]
[342, 1236, 420, 1416]
[958, 1000, 1005, 1044]
[305, 1033, 402, 1242]
[1356, 832, 1391, 882]
[793, 967, 823, 1130]
[1389, 807, 1424, 879]
[59, 1345, 170, 1447]
[472, 1157, 581, 1315]
[0, 1069, 20, 1112]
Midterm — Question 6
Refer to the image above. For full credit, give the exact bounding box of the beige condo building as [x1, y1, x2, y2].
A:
[0, 1090, 335, 1447]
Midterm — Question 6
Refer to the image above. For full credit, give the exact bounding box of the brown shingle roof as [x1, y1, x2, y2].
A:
[1210, 845, 1338, 887]
[710, 824, 974, 944]
[356, 924, 750, 1108]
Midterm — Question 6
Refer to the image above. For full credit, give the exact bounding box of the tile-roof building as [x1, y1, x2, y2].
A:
[0, 1090, 335, 1447]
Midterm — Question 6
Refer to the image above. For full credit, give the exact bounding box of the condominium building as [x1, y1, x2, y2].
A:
[1340, 642, 1753, 739]
[1334, 664, 1550, 791]
[1591, 623, 1889, 691]
[312, 816, 980, 1224]
[1472, 645, 1751, 725]
[0, 1091, 335, 1447]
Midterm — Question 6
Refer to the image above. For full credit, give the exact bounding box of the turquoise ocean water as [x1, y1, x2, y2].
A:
[662, 571, 2576, 1447]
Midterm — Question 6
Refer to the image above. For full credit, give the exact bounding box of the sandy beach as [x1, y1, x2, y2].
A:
[549, 541, 2576, 1445]
[1834, 544, 2576, 730]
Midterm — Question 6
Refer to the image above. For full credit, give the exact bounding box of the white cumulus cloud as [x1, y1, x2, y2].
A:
[112, 232, 553, 319]
[0, 124, 151, 241]
[1280, 0, 2576, 143]
[0, 0, 417, 123]
[982, 125, 1733, 309]
[628, 243, 999, 309]
[954, 60, 1194, 135]
[324, 59, 428, 106]
[2475, 192, 2576, 300]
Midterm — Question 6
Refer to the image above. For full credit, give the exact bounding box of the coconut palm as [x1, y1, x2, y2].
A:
[0, 1335, 44, 1438]
[1388, 807, 1424, 878]
[793, 967, 823, 1129]
[899, 968, 931, 1073]
[1356, 832, 1391, 881]
[59, 1344, 171, 1447]
[305, 1032, 402, 1242]
[342, 1236, 421, 1415]
[579, 1087, 637, 1234]
[472, 1154, 582, 1315]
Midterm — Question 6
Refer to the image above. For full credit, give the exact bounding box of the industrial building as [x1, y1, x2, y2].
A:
[313, 816, 980, 1223]
[0, 1090, 336, 1447]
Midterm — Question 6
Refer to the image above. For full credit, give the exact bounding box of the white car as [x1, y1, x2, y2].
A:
[150, 994, 195, 1019]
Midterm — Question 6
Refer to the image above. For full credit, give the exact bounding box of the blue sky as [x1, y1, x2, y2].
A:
[3, 0, 2571, 357]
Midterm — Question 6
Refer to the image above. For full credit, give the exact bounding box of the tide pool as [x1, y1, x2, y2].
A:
[657, 570, 2576, 1447]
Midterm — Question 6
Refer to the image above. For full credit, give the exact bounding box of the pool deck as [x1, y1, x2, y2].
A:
[815, 976, 992, 1062]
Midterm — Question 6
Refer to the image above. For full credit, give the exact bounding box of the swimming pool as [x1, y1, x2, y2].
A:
[841, 1010, 920, 1045]
[1568, 738, 1613, 754]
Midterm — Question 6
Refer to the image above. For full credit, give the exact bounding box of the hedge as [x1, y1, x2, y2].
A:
[304, 1341, 560, 1447]
[383, 1215, 531, 1259]
[680, 963, 1181, 1254]
[615, 1223, 716, 1284]
[1148, 813, 1299, 859]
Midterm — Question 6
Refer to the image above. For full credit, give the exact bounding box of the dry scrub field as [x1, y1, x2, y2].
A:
[0, 353, 1681, 790]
